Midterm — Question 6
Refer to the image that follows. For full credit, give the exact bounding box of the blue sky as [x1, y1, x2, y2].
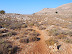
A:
[0, 0, 72, 14]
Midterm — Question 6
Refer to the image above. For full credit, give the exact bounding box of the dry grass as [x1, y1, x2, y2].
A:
[57, 34, 67, 39]
[48, 28, 60, 36]
[64, 38, 72, 44]
[45, 38, 58, 46]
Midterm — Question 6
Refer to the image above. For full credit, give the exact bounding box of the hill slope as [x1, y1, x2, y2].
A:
[35, 3, 72, 15]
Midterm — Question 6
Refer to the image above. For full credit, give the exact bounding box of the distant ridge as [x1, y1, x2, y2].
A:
[35, 3, 72, 15]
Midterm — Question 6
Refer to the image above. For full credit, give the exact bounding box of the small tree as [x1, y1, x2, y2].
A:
[0, 10, 5, 14]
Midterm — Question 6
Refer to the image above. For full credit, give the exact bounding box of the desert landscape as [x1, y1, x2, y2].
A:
[0, 3, 72, 54]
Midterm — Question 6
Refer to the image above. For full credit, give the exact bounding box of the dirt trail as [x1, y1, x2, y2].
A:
[28, 26, 50, 54]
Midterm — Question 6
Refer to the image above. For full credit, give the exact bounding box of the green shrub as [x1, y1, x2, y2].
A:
[0, 10, 5, 14]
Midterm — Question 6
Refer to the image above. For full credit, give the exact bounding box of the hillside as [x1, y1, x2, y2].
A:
[0, 3, 72, 54]
[35, 3, 72, 15]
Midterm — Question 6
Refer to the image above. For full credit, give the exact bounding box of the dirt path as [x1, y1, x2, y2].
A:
[28, 26, 50, 54]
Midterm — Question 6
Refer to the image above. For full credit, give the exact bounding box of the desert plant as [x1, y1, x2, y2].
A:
[45, 38, 58, 46]
[11, 31, 17, 35]
[38, 26, 46, 30]
[68, 31, 72, 37]
[21, 24, 27, 28]
[57, 34, 67, 39]
[0, 40, 20, 54]
[29, 23, 34, 26]
[65, 38, 72, 44]
[19, 37, 29, 43]
[48, 28, 60, 36]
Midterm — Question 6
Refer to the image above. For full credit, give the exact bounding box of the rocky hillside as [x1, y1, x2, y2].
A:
[35, 3, 72, 15]
[0, 3, 72, 54]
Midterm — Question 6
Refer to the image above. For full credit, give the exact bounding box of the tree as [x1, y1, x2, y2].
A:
[0, 10, 5, 14]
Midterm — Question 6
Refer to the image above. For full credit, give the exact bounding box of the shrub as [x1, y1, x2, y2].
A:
[0, 31, 17, 37]
[45, 38, 58, 46]
[0, 32, 12, 37]
[19, 37, 29, 43]
[0, 18, 23, 30]
[38, 26, 46, 30]
[48, 28, 60, 36]
[10, 23, 22, 30]
[0, 40, 20, 54]
[21, 24, 27, 28]
[0, 40, 12, 54]
[29, 23, 34, 26]
[32, 36, 37, 41]
[0, 10, 5, 14]
[11, 31, 17, 35]
[29, 32, 40, 36]
[65, 38, 72, 44]
[61, 30, 68, 35]
[0, 28, 8, 33]
[68, 31, 72, 37]
[57, 34, 67, 39]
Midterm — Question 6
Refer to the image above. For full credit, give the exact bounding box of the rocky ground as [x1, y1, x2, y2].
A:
[0, 3, 72, 54]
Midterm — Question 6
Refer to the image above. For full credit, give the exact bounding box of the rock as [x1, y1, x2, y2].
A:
[49, 43, 61, 52]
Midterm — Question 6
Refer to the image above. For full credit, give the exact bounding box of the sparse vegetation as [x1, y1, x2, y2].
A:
[38, 26, 46, 30]
[0, 39, 20, 54]
[0, 3, 72, 54]
[45, 38, 58, 46]
[64, 38, 72, 44]
[19, 29, 40, 43]
[68, 31, 72, 37]
[0, 18, 24, 30]
[48, 28, 60, 36]
[57, 34, 67, 39]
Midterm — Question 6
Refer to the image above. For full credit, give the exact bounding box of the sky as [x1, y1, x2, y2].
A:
[0, 0, 72, 14]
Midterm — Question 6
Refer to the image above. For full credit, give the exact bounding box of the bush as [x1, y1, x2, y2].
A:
[48, 28, 60, 36]
[65, 38, 72, 44]
[0, 18, 23, 30]
[38, 26, 46, 30]
[21, 24, 27, 28]
[0, 32, 12, 37]
[45, 38, 58, 46]
[0, 10, 5, 14]
[0, 39, 20, 54]
[29, 23, 34, 26]
[0, 40, 12, 54]
[0, 31, 17, 37]
[68, 31, 72, 37]
[57, 34, 67, 39]
[11, 31, 17, 35]
[19, 37, 29, 43]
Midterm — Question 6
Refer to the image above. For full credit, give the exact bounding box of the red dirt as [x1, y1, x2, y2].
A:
[28, 26, 50, 54]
